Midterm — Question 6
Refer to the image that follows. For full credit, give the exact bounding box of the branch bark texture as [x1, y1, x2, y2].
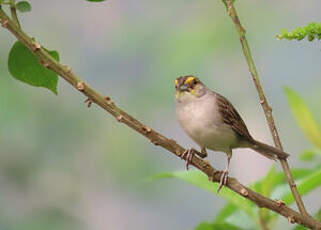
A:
[224, 0, 309, 217]
[0, 6, 320, 230]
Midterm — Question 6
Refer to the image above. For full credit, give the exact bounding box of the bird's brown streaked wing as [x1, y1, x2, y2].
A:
[216, 93, 254, 142]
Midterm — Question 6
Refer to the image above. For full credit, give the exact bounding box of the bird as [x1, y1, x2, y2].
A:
[175, 75, 289, 192]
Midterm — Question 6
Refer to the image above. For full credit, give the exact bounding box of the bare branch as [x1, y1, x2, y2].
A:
[224, 0, 310, 217]
[0, 7, 320, 230]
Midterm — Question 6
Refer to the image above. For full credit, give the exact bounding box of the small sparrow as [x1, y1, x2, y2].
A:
[175, 75, 289, 191]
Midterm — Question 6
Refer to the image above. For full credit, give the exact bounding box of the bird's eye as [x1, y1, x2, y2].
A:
[193, 79, 197, 85]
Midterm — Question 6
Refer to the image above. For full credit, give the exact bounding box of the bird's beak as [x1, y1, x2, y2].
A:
[178, 83, 188, 92]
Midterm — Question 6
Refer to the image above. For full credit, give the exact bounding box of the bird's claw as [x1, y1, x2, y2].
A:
[181, 149, 195, 170]
[217, 169, 229, 193]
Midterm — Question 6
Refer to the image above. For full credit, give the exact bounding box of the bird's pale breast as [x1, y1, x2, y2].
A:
[176, 93, 238, 152]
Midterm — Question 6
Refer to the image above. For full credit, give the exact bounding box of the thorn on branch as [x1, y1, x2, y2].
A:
[241, 188, 249, 197]
[116, 114, 123, 122]
[142, 126, 152, 134]
[288, 216, 295, 224]
[31, 41, 41, 51]
[62, 64, 72, 73]
[151, 140, 159, 146]
[105, 96, 114, 106]
[76, 82, 85, 91]
[268, 105, 272, 112]
[276, 199, 285, 207]
[39, 59, 50, 68]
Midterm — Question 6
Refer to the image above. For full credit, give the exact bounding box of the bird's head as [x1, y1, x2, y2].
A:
[175, 75, 206, 101]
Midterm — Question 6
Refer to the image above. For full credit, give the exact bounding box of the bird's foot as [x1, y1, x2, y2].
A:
[181, 148, 197, 170]
[217, 169, 229, 193]
[199, 148, 208, 159]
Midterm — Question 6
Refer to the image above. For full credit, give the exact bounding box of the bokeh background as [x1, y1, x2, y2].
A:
[0, 0, 320, 229]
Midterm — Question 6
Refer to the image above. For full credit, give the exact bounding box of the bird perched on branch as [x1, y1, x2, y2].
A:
[175, 75, 289, 192]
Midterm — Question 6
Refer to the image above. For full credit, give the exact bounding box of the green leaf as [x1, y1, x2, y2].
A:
[299, 150, 315, 161]
[251, 167, 312, 197]
[284, 87, 321, 148]
[292, 223, 306, 230]
[250, 167, 313, 225]
[299, 149, 321, 161]
[16, 1, 31, 12]
[260, 167, 319, 224]
[195, 221, 243, 230]
[8, 41, 59, 94]
[289, 168, 316, 180]
[86, 0, 106, 2]
[299, 149, 316, 161]
[149, 170, 256, 219]
[215, 203, 237, 222]
[250, 166, 284, 197]
[282, 167, 321, 204]
[269, 167, 314, 198]
[260, 166, 278, 197]
[214, 203, 257, 229]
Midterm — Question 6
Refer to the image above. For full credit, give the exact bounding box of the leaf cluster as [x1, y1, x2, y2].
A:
[2, 0, 105, 94]
[277, 22, 321, 42]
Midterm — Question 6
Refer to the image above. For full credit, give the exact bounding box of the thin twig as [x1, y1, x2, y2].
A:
[0, 7, 320, 230]
[9, 0, 20, 28]
[223, 0, 309, 217]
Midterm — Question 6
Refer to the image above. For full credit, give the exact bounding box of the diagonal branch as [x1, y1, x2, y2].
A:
[223, 0, 309, 217]
[0, 6, 320, 230]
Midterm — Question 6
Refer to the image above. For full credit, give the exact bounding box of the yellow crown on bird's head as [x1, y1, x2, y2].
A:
[175, 75, 201, 90]
[175, 75, 204, 98]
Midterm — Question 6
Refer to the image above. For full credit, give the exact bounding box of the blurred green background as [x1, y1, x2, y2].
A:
[0, 0, 320, 229]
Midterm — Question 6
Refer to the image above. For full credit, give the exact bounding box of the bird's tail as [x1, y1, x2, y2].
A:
[250, 140, 289, 160]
